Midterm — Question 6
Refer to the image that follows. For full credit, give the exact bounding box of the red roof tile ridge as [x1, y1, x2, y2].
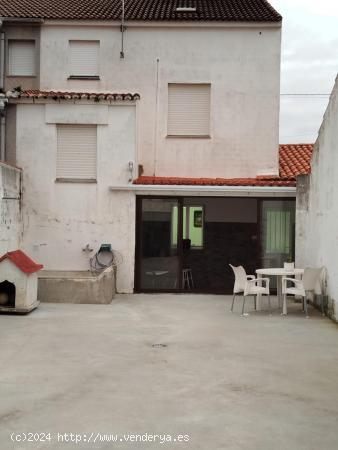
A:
[133, 176, 297, 187]
[18, 90, 141, 101]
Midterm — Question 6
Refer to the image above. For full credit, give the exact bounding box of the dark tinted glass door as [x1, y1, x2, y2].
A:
[137, 198, 181, 291]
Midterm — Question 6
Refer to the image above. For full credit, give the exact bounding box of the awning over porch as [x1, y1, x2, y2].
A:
[110, 144, 313, 197]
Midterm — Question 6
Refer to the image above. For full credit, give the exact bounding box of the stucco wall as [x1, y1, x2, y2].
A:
[0, 162, 22, 255]
[39, 23, 281, 179]
[296, 76, 338, 320]
[15, 102, 137, 293]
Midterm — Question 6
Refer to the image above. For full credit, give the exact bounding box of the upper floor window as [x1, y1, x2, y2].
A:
[8, 40, 36, 76]
[168, 83, 211, 137]
[69, 40, 100, 79]
[56, 125, 97, 182]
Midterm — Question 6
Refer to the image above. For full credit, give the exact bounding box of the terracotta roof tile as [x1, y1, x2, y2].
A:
[134, 144, 314, 188]
[0, 0, 282, 22]
[134, 176, 296, 187]
[279, 144, 314, 178]
[0, 250, 43, 274]
[17, 90, 140, 101]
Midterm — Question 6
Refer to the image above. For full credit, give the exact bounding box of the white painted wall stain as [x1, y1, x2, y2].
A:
[0, 162, 22, 255]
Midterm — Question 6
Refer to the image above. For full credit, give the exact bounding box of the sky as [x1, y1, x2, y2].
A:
[272, 0, 338, 143]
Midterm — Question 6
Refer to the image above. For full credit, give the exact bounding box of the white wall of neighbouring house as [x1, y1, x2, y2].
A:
[15, 102, 137, 293]
[39, 22, 281, 179]
[0, 162, 22, 256]
[296, 76, 338, 320]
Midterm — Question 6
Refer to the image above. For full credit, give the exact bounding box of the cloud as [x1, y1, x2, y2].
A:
[273, 0, 338, 18]
[285, 0, 338, 17]
[271, 0, 338, 143]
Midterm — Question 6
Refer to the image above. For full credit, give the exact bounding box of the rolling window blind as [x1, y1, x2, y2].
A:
[8, 40, 36, 76]
[168, 84, 211, 136]
[56, 125, 97, 180]
[69, 41, 99, 76]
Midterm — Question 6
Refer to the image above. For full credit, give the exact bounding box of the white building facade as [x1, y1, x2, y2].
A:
[0, 0, 302, 296]
[38, 21, 281, 178]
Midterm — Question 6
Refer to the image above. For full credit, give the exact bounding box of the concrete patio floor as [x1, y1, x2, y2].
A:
[1, 294, 338, 450]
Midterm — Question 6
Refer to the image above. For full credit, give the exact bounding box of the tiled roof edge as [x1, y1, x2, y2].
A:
[16, 90, 141, 101]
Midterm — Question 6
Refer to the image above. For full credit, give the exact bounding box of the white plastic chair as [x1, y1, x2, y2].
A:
[229, 265, 271, 316]
[282, 267, 324, 318]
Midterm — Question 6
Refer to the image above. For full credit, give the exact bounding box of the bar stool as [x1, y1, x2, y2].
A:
[183, 269, 194, 290]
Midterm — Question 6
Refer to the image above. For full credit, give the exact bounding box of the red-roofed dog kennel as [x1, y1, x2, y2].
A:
[0, 250, 43, 313]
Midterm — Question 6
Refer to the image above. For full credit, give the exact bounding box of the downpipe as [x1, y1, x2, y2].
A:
[0, 112, 5, 161]
[0, 20, 5, 161]
[0, 21, 4, 90]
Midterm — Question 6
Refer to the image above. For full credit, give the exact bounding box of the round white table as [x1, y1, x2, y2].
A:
[255, 268, 304, 312]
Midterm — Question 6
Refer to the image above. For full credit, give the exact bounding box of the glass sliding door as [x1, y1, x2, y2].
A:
[137, 198, 181, 291]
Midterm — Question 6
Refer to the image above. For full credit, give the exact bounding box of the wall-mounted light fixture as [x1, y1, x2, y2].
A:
[128, 161, 134, 183]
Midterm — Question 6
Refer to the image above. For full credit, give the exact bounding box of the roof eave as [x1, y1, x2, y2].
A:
[41, 18, 282, 28]
[109, 184, 296, 197]
[0, 16, 44, 23]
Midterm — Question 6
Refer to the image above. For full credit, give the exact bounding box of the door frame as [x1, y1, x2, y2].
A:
[134, 195, 296, 294]
[134, 195, 184, 293]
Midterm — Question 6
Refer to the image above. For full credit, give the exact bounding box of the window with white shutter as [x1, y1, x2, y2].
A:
[69, 41, 99, 77]
[8, 40, 36, 76]
[56, 125, 97, 181]
[168, 84, 211, 137]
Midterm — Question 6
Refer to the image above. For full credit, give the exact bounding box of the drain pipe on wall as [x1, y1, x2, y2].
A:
[0, 19, 6, 161]
[0, 110, 5, 162]
[153, 58, 160, 176]
[0, 23, 4, 89]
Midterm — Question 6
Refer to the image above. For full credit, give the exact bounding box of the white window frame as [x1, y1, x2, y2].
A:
[7, 39, 36, 77]
[68, 40, 100, 79]
[56, 124, 97, 183]
[167, 83, 211, 138]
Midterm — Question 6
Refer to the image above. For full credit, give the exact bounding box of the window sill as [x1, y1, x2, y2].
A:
[166, 135, 211, 139]
[68, 75, 100, 80]
[55, 178, 97, 184]
[7, 75, 37, 78]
